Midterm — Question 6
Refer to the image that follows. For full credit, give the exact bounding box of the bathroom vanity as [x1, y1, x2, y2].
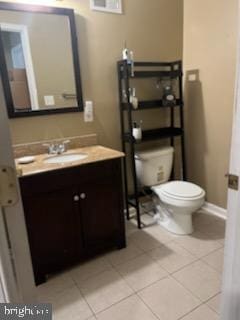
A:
[17, 145, 126, 285]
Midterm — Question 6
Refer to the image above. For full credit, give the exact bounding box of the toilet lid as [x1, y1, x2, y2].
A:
[160, 181, 205, 200]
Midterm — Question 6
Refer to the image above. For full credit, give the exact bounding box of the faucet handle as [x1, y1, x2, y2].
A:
[58, 140, 70, 153]
[42, 143, 56, 154]
[43, 140, 70, 154]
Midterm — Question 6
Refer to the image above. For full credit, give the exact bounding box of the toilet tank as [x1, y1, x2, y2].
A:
[135, 146, 174, 187]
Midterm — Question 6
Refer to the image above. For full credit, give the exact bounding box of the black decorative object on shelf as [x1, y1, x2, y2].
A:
[162, 84, 176, 107]
[117, 60, 186, 229]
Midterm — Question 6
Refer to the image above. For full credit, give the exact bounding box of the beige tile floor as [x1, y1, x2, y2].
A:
[37, 210, 224, 320]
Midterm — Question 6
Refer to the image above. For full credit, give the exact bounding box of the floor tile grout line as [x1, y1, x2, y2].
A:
[105, 250, 145, 269]
[136, 291, 162, 320]
[176, 302, 205, 320]
[83, 269, 219, 320]
[126, 220, 225, 295]
[199, 245, 225, 259]
[139, 239, 178, 254]
[109, 251, 171, 295]
[38, 280, 95, 320]
[165, 273, 210, 306]
[176, 301, 219, 320]
[205, 291, 222, 303]
[172, 235, 223, 260]
[206, 304, 220, 315]
[67, 257, 114, 281]
[143, 240, 223, 277]
[134, 275, 170, 295]
[109, 257, 144, 293]
[146, 272, 209, 307]
[70, 273, 96, 317]
[67, 269, 110, 320]
[149, 229, 223, 260]
[111, 248, 172, 271]
[199, 260, 223, 275]
[127, 228, 177, 253]
[144, 248, 200, 276]
[199, 248, 224, 274]
[92, 292, 136, 316]
[126, 239, 160, 254]
[170, 271, 222, 305]
[66, 244, 178, 316]
[168, 256, 223, 278]
[205, 292, 221, 314]
[162, 258, 200, 276]
[72, 263, 136, 316]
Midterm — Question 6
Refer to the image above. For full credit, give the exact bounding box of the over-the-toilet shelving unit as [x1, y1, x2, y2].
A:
[117, 60, 186, 229]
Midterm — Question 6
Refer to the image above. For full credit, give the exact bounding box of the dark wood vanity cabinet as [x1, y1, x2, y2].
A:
[19, 158, 126, 285]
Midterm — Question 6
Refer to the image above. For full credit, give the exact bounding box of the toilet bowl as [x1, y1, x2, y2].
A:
[152, 181, 205, 235]
[135, 147, 206, 235]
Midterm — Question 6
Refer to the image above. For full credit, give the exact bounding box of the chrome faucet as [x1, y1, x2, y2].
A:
[43, 140, 70, 155]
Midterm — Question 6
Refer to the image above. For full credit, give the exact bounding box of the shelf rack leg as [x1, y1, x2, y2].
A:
[122, 150, 130, 220]
[170, 63, 176, 180]
[117, 62, 130, 219]
[124, 60, 142, 229]
[129, 142, 142, 229]
[126, 64, 141, 228]
[179, 61, 187, 180]
[180, 132, 187, 181]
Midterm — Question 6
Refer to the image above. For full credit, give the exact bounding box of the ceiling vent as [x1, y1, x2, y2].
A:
[90, 0, 122, 14]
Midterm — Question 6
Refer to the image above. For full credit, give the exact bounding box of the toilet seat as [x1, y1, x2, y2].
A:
[155, 181, 205, 201]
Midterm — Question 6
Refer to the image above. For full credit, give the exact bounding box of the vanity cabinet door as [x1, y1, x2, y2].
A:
[79, 161, 126, 254]
[20, 158, 126, 285]
[22, 187, 82, 283]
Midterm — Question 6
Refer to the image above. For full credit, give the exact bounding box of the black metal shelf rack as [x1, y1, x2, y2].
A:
[117, 60, 186, 229]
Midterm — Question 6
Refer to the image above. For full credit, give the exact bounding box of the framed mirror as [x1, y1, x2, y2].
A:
[0, 2, 83, 118]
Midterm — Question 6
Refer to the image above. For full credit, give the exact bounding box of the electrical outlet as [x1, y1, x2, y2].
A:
[84, 101, 94, 122]
[90, 0, 122, 14]
[44, 95, 55, 106]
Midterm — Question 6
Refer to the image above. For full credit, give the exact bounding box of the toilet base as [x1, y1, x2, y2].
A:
[156, 205, 194, 235]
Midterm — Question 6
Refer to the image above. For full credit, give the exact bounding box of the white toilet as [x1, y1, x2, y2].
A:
[135, 146, 205, 235]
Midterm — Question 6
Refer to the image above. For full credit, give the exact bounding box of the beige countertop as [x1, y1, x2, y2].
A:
[16, 145, 124, 177]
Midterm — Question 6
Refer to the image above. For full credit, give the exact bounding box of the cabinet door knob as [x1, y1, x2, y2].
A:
[73, 195, 80, 201]
[80, 193, 86, 199]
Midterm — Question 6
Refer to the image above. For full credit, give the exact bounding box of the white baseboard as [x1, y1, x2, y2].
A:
[126, 201, 227, 221]
[202, 202, 227, 220]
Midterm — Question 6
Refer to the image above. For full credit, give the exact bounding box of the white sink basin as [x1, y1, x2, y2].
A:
[44, 153, 88, 164]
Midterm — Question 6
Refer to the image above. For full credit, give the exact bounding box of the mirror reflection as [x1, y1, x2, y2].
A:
[0, 6, 81, 116]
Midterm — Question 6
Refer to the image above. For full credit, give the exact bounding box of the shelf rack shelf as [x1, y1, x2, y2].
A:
[124, 127, 183, 143]
[117, 60, 186, 229]
[122, 98, 182, 111]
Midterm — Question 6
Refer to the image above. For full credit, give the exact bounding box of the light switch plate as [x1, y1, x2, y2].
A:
[84, 101, 94, 122]
[44, 95, 55, 106]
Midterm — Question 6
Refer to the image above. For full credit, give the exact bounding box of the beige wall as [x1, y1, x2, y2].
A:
[5, 0, 183, 148]
[183, 0, 238, 208]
